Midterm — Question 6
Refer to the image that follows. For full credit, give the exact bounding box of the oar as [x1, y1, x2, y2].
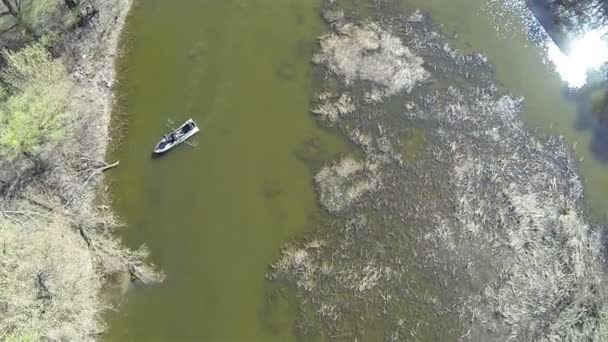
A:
[165, 118, 176, 131]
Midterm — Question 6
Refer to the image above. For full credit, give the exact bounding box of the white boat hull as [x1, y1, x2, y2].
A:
[153, 119, 199, 154]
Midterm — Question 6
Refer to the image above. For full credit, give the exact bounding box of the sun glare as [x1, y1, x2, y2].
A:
[547, 27, 608, 88]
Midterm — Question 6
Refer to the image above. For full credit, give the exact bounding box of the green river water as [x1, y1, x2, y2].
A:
[106, 0, 608, 341]
[105, 1, 345, 341]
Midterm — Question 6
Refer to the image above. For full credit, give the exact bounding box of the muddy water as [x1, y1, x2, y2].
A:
[104, 0, 345, 341]
[107, 0, 608, 340]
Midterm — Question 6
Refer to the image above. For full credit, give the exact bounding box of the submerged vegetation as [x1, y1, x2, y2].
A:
[269, 1, 608, 341]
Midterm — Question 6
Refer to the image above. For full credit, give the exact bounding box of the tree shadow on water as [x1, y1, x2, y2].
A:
[567, 81, 608, 162]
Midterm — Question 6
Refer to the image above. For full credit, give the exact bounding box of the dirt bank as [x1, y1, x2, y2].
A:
[66, 0, 131, 165]
[63, 0, 164, 322]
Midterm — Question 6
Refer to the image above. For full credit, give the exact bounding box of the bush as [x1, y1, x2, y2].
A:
[0, 0, 78, 45]
[0, 215, 102, 340]
[0, 43, 71, 161]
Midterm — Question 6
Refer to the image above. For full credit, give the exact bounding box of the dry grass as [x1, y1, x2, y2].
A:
[269, 1, 608, 341]
[429, 86, 607, 340]
[0, 214, 101, 341]
[312, 92, 356, 123]
[312, 21, 429, 97]
[315, 156, 381, 213]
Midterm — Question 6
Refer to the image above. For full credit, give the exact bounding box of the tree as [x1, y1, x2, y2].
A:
[0, 215, 103, 340]
[0, 0, 17, 17]
[0, 0, 79, 43]
[0, 44, 71, 161]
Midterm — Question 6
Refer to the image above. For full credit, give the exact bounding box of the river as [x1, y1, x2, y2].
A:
[106, 0, 608, 341]
[104, 0, 345, 341]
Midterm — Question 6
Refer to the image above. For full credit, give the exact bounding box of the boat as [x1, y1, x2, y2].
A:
[153, 119, 200, 155]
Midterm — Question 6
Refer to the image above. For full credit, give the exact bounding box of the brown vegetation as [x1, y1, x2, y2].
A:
[269, 1, 608, 341]
[315, 156, 381, 213]
[312, 20, 429, 99]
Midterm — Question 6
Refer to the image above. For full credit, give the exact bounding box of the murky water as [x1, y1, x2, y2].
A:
[105, 0, 344, 341]
[107, 0, 608, 340]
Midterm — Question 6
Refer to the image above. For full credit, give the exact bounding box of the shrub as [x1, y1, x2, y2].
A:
[0, 0, 78, 44]
[0, 43, 71, 161]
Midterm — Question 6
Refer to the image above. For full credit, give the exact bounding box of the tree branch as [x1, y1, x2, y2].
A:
[81, 160, 119, 189]
[36, 272, 52, 301]
[78, 225, 92, 247]
[0, 0, 17, 17]
[0, 209, 46, 219]
[98, 160, 120, 172]
[67, 160, 119, 206]
[0, 21, 18, 35]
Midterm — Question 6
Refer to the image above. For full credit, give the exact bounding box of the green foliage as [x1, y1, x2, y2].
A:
[4, 331, 40, 342]
[0, 44, 71, 161]
[20, 0, 77, 44]
[0, 0, 78, 44]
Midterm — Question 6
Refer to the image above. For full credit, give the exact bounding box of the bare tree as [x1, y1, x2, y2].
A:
[0, 214, 103, 341]
[0, 0, 19, 17]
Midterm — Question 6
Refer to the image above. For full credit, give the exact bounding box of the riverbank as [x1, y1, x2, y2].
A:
[0, 0, 162, 340]
[66, 0, 132, 166]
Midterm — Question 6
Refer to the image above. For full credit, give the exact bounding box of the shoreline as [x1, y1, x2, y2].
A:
[60, 0, 164, 337]
[0, 1, 154, 339]
[66, 0, 133, 165]
[67, 0, 168, 312]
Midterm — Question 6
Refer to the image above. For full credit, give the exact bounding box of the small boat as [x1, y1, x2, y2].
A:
[153, 119, 200, 155]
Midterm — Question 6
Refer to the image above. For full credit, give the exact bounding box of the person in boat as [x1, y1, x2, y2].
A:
[166, 133, 176, 143]
[182, 122, 194, 133]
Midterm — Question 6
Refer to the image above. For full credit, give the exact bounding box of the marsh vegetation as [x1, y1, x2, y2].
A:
[269, 1, 608, 341]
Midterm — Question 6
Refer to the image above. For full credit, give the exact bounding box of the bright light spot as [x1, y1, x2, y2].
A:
[547, 27, 608, 88]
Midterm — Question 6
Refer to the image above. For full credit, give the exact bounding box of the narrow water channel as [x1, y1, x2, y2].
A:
[105, 0, 344, 341]
[107, 0, 608, 340]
